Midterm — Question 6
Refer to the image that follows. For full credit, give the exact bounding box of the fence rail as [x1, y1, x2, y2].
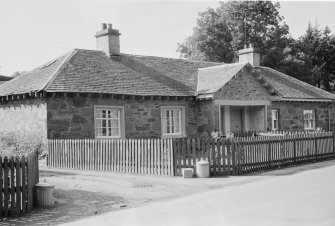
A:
[48, 139, 174, 176]
[173, 132, 335, 176]
[0, 153, 39, 217]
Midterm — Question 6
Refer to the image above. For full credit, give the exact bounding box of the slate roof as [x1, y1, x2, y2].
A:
[0, 48, 334, 101]
[0, 52, 73, 96]
[256, 67, 335, 100]
[0, 49, 220, 97]
[196, 62, 247, 95]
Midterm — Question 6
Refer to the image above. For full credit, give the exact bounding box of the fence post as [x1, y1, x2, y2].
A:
[314, 134, 318, 162]
[232, 138, 236, 175]
[268, 138, 271, 168]
[293, 135, 297, 164]
[172, 139, 178, 176]
[333, 131, 335, 159]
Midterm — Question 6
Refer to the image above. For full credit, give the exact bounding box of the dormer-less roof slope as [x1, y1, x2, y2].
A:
[0, 51, 73, 96]
[0, 49, 334, 101]
[196, 62, 248, 95]
[0, 49, 220, 97]
[257, 67, 335, 100]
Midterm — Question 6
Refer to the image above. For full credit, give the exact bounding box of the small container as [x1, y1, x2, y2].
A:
[196, 159, 210, 178]
[35, 182, 55, 207]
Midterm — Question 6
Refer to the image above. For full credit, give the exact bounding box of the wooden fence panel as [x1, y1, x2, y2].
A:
[48, 139, 175, 176]
[0, 153, 38, 217]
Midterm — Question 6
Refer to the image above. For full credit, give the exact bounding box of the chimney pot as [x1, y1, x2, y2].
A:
[108, 23, 113, 29]
[102, 23, 107, 30]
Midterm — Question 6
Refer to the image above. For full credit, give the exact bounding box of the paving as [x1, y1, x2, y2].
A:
[1, 160, 334, 225]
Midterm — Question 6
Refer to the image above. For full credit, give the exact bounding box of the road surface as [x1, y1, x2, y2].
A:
[60, 163, 335, 226]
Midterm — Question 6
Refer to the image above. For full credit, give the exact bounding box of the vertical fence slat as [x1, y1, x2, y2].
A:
[0, 157, 2, 217]
[10, 158, 15, 216]
[15, 157, 21, 216]
[4, 157, 9, 217]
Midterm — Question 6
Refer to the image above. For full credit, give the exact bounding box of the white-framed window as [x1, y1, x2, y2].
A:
[161, 106, 186, 138]
[271, 109, 279, 131]
[94, 106, 124, 138]
[303, 110, 315, 130]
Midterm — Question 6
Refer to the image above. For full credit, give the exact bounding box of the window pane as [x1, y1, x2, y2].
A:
[173, 117, 180, 133]
[110, 109, 118, 118]
[110, 119, 119, 128]
[111, 128, 119, 136]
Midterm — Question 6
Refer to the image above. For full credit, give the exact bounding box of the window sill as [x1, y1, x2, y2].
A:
[161, 133, 187, 139]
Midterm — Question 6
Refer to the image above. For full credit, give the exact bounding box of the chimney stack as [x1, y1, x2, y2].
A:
[95, 23, 121, 57]
[238, 43, 260, 67]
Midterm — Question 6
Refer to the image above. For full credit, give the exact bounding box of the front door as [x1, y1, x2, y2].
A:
[230, 106, 243, 131]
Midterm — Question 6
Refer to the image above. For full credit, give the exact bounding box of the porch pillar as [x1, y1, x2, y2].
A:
[224, 106, 230, 132]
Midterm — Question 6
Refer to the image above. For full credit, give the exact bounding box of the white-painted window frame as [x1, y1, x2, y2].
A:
[303, 109, 315, 130]
[161, 106, 186, 138]
[271, 109, 279, 131]
[94, 105, 125, 139]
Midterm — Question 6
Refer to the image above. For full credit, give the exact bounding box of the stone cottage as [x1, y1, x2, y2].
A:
[0, 23, 335, 140]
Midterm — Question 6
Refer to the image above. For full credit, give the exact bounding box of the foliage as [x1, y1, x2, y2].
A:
[0, 131, 46, 157]
[177, 1, 291, 65]
[177, 1, 335, 92]
[289, 23, 335, 91]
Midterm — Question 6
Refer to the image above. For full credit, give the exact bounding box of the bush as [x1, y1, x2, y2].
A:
[0, 131, 47, 157]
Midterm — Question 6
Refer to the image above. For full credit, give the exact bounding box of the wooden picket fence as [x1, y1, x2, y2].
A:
[48, 139, 174, 176]
[0, 153, 39, 217]
[173, 132, 335, 176]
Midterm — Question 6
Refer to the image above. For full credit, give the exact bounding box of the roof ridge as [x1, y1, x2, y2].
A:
[122, 53, 223, 65]
[197, 62, 247, 71]
[42, 49, 77, 91]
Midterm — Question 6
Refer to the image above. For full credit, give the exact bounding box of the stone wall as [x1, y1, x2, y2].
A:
[0, 99, 47, 139]
[268, 101, 332, 131]
[47, 96, 202, 139]
[214, 70, 273, 101]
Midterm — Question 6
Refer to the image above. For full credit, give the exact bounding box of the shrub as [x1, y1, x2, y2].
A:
[0, 131, 47, 157]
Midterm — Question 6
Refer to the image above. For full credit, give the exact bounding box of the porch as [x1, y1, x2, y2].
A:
[215, 100, 269, 132]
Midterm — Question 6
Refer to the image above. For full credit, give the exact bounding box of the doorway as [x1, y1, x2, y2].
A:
[230, 106, 244, 131]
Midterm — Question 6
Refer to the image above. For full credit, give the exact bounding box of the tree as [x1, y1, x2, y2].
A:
[177, 1, 291, 67]
[288, 22, 335, 91]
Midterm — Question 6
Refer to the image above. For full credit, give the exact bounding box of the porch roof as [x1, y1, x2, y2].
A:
[196, 62, 248, 95]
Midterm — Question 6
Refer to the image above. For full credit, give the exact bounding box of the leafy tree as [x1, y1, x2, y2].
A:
[177, 1, 291, 68]
[288, 22, 335, 91]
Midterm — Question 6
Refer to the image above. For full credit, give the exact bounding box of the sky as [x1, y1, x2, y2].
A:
[0, 0, 335, 76]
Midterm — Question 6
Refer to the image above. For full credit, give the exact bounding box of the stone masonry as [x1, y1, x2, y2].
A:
[268, 101, 332, 131]
[47, 96, 204, 139]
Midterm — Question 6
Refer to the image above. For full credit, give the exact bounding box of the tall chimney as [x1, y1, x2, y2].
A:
[95, 23, 121, 57]
[238, 43, 260, 67]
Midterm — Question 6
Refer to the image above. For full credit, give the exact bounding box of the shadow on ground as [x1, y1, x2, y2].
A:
[0, 189, 128, 226]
